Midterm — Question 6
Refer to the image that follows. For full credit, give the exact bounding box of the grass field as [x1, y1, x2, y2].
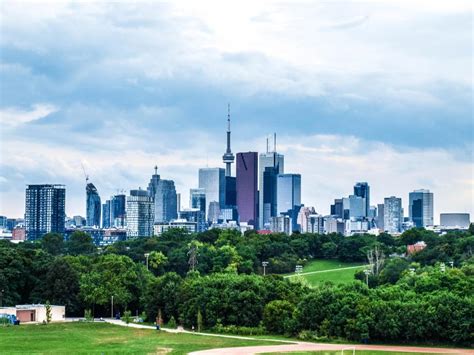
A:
[285, 259, 366, 286]
[0, 322, 275, 354]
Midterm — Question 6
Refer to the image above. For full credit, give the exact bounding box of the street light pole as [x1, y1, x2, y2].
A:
[262, 261, 268, 276]
[111, 296, 114, 319]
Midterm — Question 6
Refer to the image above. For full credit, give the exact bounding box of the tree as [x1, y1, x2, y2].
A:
[79, 254, 140, 313]
[367, 245, 385, 276]
[197, 309, 203, 332]
[148, 251, 168, 275]
[263, 300, 295, 334]
[379, 258, 409, 284]
[67, 231, 96, 255]
[45, 301, 52, 323]
[41, 233, 65, 255]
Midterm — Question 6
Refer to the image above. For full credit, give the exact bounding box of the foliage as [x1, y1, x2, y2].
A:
[41, 233, 65, 256]
[45, 301, 52, 324]
[67, 231, 96, 256]
[122, 310, 132, 324]
[263, 300, 295, 334]
[197, 309, 203, 332]
[167, 316, 177, 329]
[84, 309, 93, 322]
[211, 323, 266, 336]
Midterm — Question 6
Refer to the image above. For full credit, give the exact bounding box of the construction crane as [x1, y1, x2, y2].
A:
[81, 163, 89, 183]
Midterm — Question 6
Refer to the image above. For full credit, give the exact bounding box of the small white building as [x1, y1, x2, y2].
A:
[0, 304, 65, 323]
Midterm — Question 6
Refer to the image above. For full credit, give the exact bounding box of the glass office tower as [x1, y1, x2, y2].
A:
[198, 168, 225, 222]
[236, 152, 258, 227]
[409, 189, 434, 227]
[86, 182, 101, 227]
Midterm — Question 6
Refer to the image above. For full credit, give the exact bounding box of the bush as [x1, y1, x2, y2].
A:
[123, 310, 132, 324]
[263, 300, 295, 334]
[167, 316, 177, 329]
[211, 323, 266, 336]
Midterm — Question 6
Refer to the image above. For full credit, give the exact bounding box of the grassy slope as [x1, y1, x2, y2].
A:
[286, 259, 366, 286]
[0, 322, 276, 354]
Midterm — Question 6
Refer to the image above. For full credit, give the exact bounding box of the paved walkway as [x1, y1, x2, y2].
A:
[189, 343, 473, 355]
[102, 319, 472, 355]
[284, 265, 364, 278]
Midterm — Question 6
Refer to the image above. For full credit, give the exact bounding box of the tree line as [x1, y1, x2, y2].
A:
[0, 225, 472, 346]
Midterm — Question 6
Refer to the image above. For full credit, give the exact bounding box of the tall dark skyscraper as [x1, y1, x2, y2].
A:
[236, 152, 258, 227]
[262, 166, 278, 229]
[354, 182, 370, 217]
[222, 104, 235, 177]
[86, 182, 101, 227]
[25, 184, 66, 241]
[102, 200, 111, 228]
[111, 194, 126, 227]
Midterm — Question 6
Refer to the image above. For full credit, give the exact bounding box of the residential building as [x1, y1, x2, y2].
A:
[297, 206, 316, 233]
[384, 196, 403, 234]
[25, 184, 66, 241]
[126, 189, 154, 238]
[179, 208, 206, 232]
[307, 214, 324, 234]
[86, 182, 101, 227]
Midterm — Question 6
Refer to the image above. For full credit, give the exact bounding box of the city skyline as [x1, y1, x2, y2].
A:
[0, 2, 472, 222]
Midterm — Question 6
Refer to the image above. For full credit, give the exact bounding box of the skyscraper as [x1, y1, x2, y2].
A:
[330, 199, 344, 218]
[222, 104, 235, 177]
[236, 152, 258, 227]
[110, 194, 126, 227]
[126, 189, 154, 237]
[277, 174, 302, 231]
[198, 167, 225, 221]
[25, 184, 66, 241]
[147, 167, 178, 223]
[354, 182, 370, 217]
[190, 188, 206, 213]
[86, 182, 101, 227]
[259, 135, 284, 229]
[409, 189, 434, 227]
[384, 196, 403, 234]
[376, 203, 385, 230]
[102, 200, 111, 228]
[262, 166, 278, 229]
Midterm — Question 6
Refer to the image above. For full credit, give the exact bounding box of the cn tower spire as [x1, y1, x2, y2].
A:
[222, 103, 235, 177]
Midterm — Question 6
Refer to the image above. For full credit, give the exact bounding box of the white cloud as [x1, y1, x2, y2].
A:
[0, 104, 59, 127]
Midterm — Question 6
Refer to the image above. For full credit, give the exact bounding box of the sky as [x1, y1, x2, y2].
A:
[0, 1, 473, 223]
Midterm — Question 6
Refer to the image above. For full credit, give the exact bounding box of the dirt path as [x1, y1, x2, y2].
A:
[188, 343, 473, 355]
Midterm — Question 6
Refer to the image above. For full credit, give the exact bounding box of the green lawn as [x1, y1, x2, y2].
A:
[285, 259, 366, 286]
[0, 322, 276, 354]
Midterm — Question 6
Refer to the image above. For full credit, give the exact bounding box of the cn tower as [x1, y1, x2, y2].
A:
[222, 103, 235, 177]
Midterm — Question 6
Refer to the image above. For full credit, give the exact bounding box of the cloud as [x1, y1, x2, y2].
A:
[0, 104, 59, 127]
[0, 1, 472, 218]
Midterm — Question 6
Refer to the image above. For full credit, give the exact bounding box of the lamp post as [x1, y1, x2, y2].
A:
[144, 253, 150, 271]
[111, 295, 114, 319]
[262, 261, 268, 276]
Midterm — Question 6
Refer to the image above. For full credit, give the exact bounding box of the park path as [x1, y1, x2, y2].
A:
[103, 319, 472, 355]
[189, 343, 473, 355]
[284, 265, 364, 278]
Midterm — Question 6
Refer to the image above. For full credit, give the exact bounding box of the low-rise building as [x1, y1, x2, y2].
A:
[0, 304, 65, 323]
